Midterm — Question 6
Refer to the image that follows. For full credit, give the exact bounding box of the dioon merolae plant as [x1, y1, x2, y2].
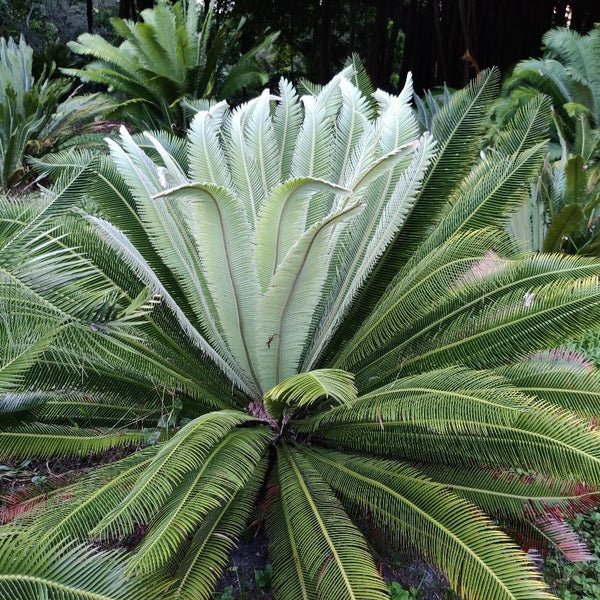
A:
[63, 0, 278, 131]
[2, 65, 600, 600]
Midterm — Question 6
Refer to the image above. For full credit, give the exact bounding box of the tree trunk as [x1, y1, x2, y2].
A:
[119, 0, 132, 19]
[86, 0, 93, 33]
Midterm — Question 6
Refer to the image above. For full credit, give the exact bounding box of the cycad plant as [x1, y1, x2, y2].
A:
[0, 35, 111, 190]
[63, 0, 278, 132]
[499, 26, 600, 254]
[496, 25, 600, 148]
[3, 66, 600, 600]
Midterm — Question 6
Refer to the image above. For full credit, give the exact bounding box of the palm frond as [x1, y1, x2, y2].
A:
[169, 458, 268, 600]
[86, 214, 249, 395]
[0, 537, 164, 600]
[347, 256, 600, 387]
[321, 68, 501, 356]
[309, 370, 600, 483]
[268, 444, 388, 600]
[129, 427, 270, 572]
[255, 201, 362, 388]
[300, 447, 553, 600]
[274, 77, 303, 180]
[412, 462, 598, 521]
[187, 101, 233, 190]
[254, 177, 348, 293]
[304, 133, 435, 369]
[223, 96, 268, 227]
[0, 422, 147, 459]
[92, 410, 255, 539]
[497, 350, 600, 417]
[156, 182, 261, 389]
[264, 369, 357, 419]
[20, 447, 159, 543]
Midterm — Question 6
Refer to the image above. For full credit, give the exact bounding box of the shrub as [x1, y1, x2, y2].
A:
[0, 35, 111, 190]
[1, 67, 600, 600]
[63, 0, 278, 131]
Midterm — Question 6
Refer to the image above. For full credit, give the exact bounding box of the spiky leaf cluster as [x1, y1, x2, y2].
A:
[2, 66, 600, 600]
[63, 0, 278, 131]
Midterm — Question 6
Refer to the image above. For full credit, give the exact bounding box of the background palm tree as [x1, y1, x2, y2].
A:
[63, 0, 278, 131]
[499, 26, 600, 254]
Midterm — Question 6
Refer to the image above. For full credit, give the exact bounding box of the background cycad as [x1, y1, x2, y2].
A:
[63, 0, 278, 131]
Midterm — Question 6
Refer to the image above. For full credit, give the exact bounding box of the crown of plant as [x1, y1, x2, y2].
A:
[3, 64, 600, 600]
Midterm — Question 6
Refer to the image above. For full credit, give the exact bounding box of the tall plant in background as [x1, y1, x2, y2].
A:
[3, 67, 600, 599]
[0, 36, 68, 189]
[499, 25, 600, 147]
[0, 35, 111, 190]
[497, 26, 600, 254]
[63, 0, 278, 131]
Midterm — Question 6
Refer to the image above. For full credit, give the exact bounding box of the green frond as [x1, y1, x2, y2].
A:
[308, 370, 600, 483]
[82, 158, 233, 362]
[137, 130, 189, 172]
[169, 458, 268, 600]
[0, 537, 164, 600]
[339, 241, 600, 376]
[264, 369, 357, 419]
[322, 68, 501, 353]
[0, 392, 51, 414]
[30, 389, 162, 426]
[217, 30, 279, 100]
[380, 277, 600, 378]
[27, 147, 99, 182]
[542, 26, 600, 123]
[86, 214, 248, 395]
[265, 474, 315, 600]
[0, 312, 57, 399]
[511, 57, 573, 103]
[92, 410, 255, 539]
[245, 89, 280, 200]
[334, 228, 514, 369]
[187, 101, 233, 190]
[289, 90, 334, 181]
[412, 462, 598, 521]
[64, 0, 276, 130]
[300, 366, 530, 434]
[497, 350, 600, 417]
[0, 422, 146, 459]
[329, 77, 376, 187]
[21, 447, 159, 543]
[305, 133, 436, 369]
[130, 427, 271, 572]
[411, 140, 547, 265]
[269, 444, 388, 600]
[399, 68, 501, 248]
[493, 94, 552, 157]
[345, 54, 376, 103]
[351, 258, 600, 388]
[300, 447, 554, 600]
